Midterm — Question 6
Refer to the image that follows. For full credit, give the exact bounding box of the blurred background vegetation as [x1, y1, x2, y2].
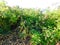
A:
[0, 1, 60, 45]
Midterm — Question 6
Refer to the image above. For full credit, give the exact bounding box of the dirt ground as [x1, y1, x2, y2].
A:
[0, 33, 31, 45]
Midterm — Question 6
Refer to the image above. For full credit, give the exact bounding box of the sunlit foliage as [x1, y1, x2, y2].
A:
[0, 1, 60, 45]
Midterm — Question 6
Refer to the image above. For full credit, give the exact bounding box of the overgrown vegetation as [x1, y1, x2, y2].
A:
[0, 2, 60, 45]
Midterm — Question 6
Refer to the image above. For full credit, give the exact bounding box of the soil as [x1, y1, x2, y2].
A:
[0, 32, 31, 45]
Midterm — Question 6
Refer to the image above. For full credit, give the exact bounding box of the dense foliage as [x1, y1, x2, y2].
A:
[0, 2, 60, 45]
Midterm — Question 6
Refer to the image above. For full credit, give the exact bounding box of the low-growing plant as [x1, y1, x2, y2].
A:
[0, 1, 60, 45]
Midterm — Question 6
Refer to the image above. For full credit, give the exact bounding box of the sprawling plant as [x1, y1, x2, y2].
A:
[0, 1, 60, 45]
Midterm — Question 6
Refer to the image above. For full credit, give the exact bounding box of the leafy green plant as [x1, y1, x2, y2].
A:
[0, 1, 60, 45]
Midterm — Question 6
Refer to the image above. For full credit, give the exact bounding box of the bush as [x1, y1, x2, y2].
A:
[0, 2, 60, 45]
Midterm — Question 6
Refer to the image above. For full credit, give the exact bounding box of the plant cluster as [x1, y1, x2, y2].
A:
[0, 2, 60, 45]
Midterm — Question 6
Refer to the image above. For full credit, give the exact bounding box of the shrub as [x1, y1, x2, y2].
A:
[0, 2, 60, 45]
